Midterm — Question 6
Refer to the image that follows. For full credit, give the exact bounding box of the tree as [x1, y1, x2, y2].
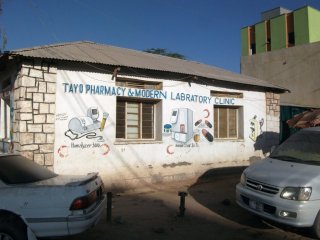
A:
[144, 48, 186, 60]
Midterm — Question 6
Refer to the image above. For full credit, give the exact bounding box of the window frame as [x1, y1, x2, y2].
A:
[214, 106, 243, 140]
[116, 97, 157, 141]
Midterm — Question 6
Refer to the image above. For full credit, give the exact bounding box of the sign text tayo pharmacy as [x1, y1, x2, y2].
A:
[62, 83, 235, 105]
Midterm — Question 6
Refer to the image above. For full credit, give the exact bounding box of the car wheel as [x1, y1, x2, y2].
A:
[0, 214, 27, 240]
[312, 211, 320, 239]
[0, 232, 15, 240]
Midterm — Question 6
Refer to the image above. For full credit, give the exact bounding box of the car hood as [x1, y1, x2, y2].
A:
[245, 158, 320, 187]
[29, 172, 99, 187]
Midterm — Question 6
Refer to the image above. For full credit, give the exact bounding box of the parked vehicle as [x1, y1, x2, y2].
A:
[236, 127, 320, 238]
[0, 154, 106, 240]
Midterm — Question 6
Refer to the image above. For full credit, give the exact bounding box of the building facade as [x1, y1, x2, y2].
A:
[241, 6, 320, 142]
[0, 42, 285, 189]
[241, 6, 320, 56]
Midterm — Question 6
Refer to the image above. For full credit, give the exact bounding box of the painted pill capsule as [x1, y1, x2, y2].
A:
[194, 119, 202, 126]
[202, 129, 213, 142]
[205, 120, 213, 128]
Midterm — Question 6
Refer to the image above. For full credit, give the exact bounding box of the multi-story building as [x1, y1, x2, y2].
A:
[241, 6, 320, 141]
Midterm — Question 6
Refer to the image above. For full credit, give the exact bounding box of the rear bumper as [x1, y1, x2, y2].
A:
[26, 194, 107, 237]
[67, 193, 107, 235]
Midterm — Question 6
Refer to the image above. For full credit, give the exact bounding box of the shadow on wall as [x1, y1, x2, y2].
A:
[254, 131, 280, 155]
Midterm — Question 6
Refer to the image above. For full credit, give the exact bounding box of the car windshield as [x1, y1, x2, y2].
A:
[0, 155, 57, 184]
[270, 129, 320, 165]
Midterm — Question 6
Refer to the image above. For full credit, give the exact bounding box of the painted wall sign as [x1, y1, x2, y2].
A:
[62, 83, 213, 104]
[213, 97, 235, 105]
[54, 70, 269, 186]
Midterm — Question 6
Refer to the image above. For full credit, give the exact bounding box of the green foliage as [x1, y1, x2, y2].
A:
[144, 48, 186, 60]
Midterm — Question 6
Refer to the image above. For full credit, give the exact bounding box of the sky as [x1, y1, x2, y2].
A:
[1, 0, 320, 73]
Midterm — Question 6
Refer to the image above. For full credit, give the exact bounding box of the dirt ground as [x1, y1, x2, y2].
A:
[57, 167, 316, 240]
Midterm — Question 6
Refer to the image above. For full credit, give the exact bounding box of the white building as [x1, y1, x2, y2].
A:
[0, 41, 287, 189]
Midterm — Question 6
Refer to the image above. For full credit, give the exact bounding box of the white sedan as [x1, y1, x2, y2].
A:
[0, 154, 106, 240]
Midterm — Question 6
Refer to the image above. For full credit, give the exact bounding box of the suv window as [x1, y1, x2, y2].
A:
[270, 130, 320, 164]
[0, 155, 57, 184]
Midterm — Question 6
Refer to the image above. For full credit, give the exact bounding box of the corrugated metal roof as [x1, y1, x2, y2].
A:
[8, 41, 287, 92]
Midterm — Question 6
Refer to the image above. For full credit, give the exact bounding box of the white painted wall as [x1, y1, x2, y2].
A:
[53, 70, 267, 188]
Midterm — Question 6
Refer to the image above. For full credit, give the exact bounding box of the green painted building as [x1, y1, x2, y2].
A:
[241, 6, 320, 142]
[241, 6, 320, 56]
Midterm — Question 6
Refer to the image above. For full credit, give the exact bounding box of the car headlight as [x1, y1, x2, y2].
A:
[280, 187, 312, 201]
[240, 173, 247, 186]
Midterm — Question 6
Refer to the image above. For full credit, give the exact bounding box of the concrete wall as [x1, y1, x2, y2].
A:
[261, 7, 291, 21]
[241, 41, 320, 108]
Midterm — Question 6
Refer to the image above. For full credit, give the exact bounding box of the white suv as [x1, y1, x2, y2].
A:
[236, 127, 320, 238]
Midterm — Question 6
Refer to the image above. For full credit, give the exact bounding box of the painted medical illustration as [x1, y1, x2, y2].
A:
[205, 120, 212, 128]
[100, 112, 109, 131]
[193, 108, 213, 142]
[163, 124, 172, 134]
[170, 108, 194, 143]
[194, 119, 202, 126]
[202, 129, 214, 142]
[249, 115, 264, 142]
[65, 107, 109, 141]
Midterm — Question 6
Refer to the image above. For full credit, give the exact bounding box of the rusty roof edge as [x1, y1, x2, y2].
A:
[7, 53, 289, 93]
[5, 41, 288, 93]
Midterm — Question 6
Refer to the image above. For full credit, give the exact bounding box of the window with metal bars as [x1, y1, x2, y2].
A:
[214, 106, 242, 139]
[116, 98, 155, 140]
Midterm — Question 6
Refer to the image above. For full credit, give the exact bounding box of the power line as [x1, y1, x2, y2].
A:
[21, 0, 292, 94]
[27, 0, 60, 42]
